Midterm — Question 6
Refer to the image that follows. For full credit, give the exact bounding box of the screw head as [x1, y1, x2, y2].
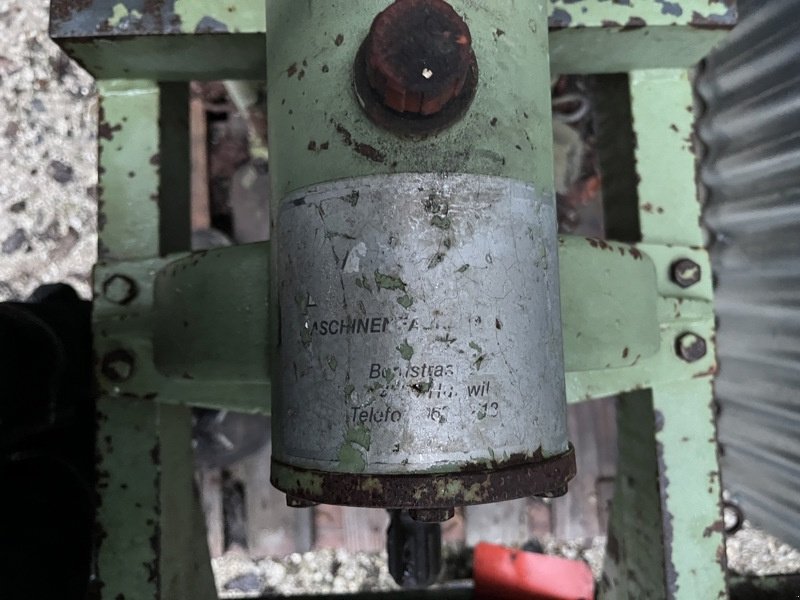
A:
[364, 0, 475, 116]
[671, 259, 701, 288]
[676, 333, 707, 363]
[103, 274, 138, 305]
[101, 349, 135, 382]
[409, 507, 455, 522]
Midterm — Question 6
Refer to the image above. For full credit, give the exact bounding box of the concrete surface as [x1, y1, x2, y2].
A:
[0, 0, 97, 301]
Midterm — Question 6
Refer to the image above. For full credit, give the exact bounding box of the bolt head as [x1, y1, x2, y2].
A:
[676, 333, 707, 363]
[101, 349, 135, 382]
[103, 274, 137, 305]
[671, 259, 701, 288]
[364, 0, 475, 116]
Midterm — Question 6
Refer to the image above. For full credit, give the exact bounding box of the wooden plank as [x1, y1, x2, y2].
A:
[552, 396, 617, 540]
[189, 92, 210, 232]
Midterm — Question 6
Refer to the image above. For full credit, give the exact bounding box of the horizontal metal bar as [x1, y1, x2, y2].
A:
[50, 0, 735, 80]
[94, 235, 713, 412]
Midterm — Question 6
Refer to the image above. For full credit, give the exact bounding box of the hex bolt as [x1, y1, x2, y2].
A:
[409, 507, 455, 523]
[101, 349, 135, 382]
[364, 0, 475, 116]
[670, 259, 701, 288]
[675, 333, 707, 363]
[286, 496, 318, 508]
[103, 274, 138, 305]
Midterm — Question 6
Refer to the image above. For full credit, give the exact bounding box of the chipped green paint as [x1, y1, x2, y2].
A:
[327, 356, 337, 371]
[374, 271, 406, 292]
[457, 264, 470, 273]
[108, 3, 140, 26]
[397, 340, 414, 361]
[271, 464, 325, 497]
[337, 426, 371, 473]
[174, 0, 264, 33]
[397, 294, 413, 309]
[354, 275, 372, 292]
[548, 0, 734, 74]
[344, 383, 355, 399]
[548, 0, 733, 28]
[469, 341, 483, 354]
[382, 369, 395, 384]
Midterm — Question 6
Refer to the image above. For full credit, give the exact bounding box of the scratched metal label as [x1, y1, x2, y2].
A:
[273, 174, 568, 474]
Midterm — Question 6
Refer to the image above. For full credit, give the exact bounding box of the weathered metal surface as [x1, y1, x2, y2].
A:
[559, 236, 660, 372]
[94, 244, 271, 415]
[92, 80, 215, 600]
[273, 174, 568, 484]
[698, 0, 800, 550]
[50, 0, 734, 80]
[92, 235, 701, 411]
[597, 64, 726, 599]
[631, 69, 703, 247]
[271, 445, 576, 508]
[548, 0, 735, 74]
[267, 0, 555, 199]
[50, 0, 266, 80]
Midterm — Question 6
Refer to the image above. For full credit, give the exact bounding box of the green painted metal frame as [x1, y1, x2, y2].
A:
[50, 1, 734, 599]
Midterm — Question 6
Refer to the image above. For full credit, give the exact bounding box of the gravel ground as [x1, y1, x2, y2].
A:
[212, 526, 800, 598]
[0, 0, 97, 301]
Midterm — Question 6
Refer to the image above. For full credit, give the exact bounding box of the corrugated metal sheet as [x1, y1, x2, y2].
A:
[697, 0, 800, 549]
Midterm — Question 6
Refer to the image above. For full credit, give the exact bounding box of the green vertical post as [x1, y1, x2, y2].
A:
[601, 69, 726, 599]
[92, 81, 215, 600]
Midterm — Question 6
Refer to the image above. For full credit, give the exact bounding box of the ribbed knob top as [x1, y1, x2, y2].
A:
[365, 0, 473, 116]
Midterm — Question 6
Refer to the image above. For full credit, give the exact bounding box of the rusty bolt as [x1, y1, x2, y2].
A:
[675, 333, 707, 363]
[409, 507, 455, 523]
[670, 259, 701, 288]
[101, 349, 135, 382]
[103, 274, 138, 305]
[364, 0, 475, 116]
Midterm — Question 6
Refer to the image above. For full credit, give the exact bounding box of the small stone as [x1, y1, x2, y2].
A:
[2, 228, 28, 254]
[8, 200, 26, 213]
[47, 159, 74, 183]
[223, 572, 262, 593]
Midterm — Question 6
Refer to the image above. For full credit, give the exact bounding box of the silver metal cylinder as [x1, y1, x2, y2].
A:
[271, 173, 574, 508]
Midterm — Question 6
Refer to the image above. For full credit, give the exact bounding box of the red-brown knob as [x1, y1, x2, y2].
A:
[365, 0, 474, 116]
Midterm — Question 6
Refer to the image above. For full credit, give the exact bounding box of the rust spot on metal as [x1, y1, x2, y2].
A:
[549, 8, 572, 28]
[622, 347, 629, 358]
[335, 33, 344, 46]
[273, 445, 576, 508]
[620, 16, 647, 31]
[98, 121, 122, 141]
[703, 519, 724, 538]
[656, 438, 679, 597]
[629, 247, 643, 260]
[287, 63, 298, 78]
[308, 140, 317, 151]
[355, 143, 386, 163]
[333, 121, 353, 146]
[149, 153, 160, 166]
